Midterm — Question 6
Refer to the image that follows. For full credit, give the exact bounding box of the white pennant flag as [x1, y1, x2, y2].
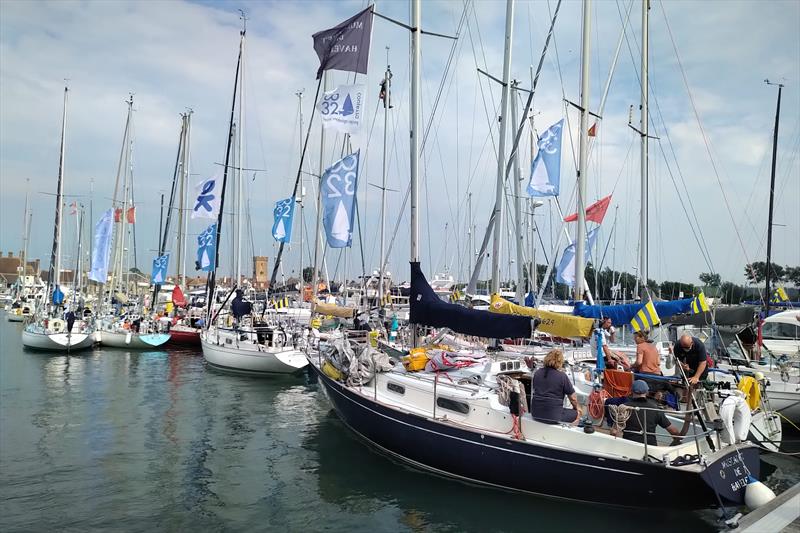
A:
[191, 176, 221, 219]
[317, 84, 365, 134]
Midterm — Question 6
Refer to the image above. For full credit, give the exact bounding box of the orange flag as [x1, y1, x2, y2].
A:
[126, 206, 136, 224]
[114, 208, 122, 223]
[588, 122, 597, 137]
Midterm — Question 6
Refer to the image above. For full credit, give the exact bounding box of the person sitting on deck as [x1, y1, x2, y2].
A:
[531, 349, 583, 424]
[591, 317, 631, 370]
[632, 330, 661, 375]
[620, 380, 681, 445]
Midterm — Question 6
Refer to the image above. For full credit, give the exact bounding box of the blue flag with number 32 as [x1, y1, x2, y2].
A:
[321, 151, 359, 248]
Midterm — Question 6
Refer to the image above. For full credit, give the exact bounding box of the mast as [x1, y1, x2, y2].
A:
[764, 79, 783, 316]
[379, 52, 392, 305]
[20, 180, 30, 285]
[115, 95, 134, 296]
[510, 81, 525, 303]
[639, 0, 649, 291]
[153, 113, 186, 305]
[235, 20, 246, 286]
[48, 84, 68, 306]
[207, 25, 243, 319]
[573, 0, 592, 302]
[410, 0, 421, 265]
[311, 72, 329, 303]
[181, 112, 191, 287]
[295, 91, 305, 297]
[175, 111, 190, 286]
[490, 0, 515, 297]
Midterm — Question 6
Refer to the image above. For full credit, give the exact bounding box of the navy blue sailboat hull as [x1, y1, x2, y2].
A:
[310, 362, 759, 509]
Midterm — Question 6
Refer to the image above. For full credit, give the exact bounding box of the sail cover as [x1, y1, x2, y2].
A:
[489, 294, 594, 338]
[573, 299, 693, 327]
[661, 306, 756, 327]
[410, 262, 531, 339]
[313, 301, 355, 319]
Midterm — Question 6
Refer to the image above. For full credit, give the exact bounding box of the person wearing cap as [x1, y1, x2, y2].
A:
[622, 380, 681, 445]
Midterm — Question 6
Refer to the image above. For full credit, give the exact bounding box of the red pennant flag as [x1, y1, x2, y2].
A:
[588, 122, 597, 137]
[564, 194, 612, 224]
[172, 285, 187, 308]
[126, 206, 136, 224]
[114, 208, 122, 223]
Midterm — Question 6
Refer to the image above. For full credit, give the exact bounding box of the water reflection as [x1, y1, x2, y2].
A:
[305, 411, 716, 533]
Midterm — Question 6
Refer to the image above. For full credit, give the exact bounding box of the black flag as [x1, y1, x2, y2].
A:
[312, 6, 373, 80]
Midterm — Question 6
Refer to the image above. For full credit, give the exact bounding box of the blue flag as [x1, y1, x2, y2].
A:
[52, 285, 64, 305]
[152, 253, 170, 284]
[89, 208, 114, 283]
[196, 224, 217, 272]
[322, 151, 359, 248]
[527, 119, 563, 197]
[555, 227, 599, 286]
[272, 197, 296, 243]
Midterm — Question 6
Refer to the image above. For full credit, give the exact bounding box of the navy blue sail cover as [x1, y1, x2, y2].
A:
[573, 299, 693, 327]
[409, 262, 531, 339]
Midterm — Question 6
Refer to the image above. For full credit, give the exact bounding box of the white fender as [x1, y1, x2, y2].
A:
[719, 391, 751, 444]
[744, 479, 776, 510]
[125, 331, 132, 344]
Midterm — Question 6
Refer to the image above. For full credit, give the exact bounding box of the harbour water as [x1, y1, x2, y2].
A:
[1, 317, 797, 532]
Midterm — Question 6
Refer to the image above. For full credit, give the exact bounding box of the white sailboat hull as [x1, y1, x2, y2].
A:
[21, 329, 94, 351]
[98, 329, 171, 349]
[201, 334, 307, 375]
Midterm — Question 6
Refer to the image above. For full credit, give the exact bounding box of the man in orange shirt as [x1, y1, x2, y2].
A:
[632, 330, 661, 375]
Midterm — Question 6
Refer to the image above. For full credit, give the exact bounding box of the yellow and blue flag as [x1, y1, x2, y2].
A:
[691, 292, 710, 313]
[630, 300, 660, 332]
[773, 287, 789, 302]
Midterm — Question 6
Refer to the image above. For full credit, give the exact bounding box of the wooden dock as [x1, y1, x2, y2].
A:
[729, 482, 800, 532]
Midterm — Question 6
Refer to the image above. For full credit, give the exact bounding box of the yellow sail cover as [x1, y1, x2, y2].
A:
[312, 301, 355, 319]
[489, 294, 594, 338]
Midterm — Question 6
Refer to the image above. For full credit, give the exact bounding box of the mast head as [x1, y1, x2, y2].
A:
[238, 9, 247, 36]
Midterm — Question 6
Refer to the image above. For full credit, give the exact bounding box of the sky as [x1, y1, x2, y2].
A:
[1, 0, 798, 288]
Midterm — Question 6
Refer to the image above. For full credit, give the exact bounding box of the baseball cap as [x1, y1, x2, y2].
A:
[632, 380, 649, 394]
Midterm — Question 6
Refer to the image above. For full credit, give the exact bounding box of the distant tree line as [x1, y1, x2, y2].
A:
[466, 261, 799, 304]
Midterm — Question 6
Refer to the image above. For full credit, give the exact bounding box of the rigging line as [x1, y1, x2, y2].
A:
[380, 0, 470, 275]
[615, 1, 715, 275]
[464, 1, 498, 160]
[659, 0, 761, 293]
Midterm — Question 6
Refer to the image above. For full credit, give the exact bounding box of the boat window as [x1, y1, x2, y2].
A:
[763, 321, 800, 339]
[436, 397, 470, 414]
[387, 382, 405, 395]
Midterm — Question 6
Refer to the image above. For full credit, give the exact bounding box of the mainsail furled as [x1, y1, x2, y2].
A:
[313, 301, 355, 319]
[489, 294, 594, 338]
[410, 262, 531, 339]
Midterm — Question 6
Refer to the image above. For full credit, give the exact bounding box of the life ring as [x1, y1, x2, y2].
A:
[719, 392, 752, 444]
[50, 318, 65, 333]
[273, 331, 286, 349]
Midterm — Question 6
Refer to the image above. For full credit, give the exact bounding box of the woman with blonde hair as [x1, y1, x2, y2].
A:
[531, 349, 582, 424]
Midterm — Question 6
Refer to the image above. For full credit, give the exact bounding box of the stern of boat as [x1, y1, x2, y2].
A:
[700, 444, 761, 507]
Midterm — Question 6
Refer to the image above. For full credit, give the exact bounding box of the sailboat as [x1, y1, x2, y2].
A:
[22, 85, 94, 352]
[309, 0, 774, 511]
[94, 96, 170, 349]
[200, 19, 308, 375]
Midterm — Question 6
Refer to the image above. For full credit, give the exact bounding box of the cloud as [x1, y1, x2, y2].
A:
[1, 0, 798, 287]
